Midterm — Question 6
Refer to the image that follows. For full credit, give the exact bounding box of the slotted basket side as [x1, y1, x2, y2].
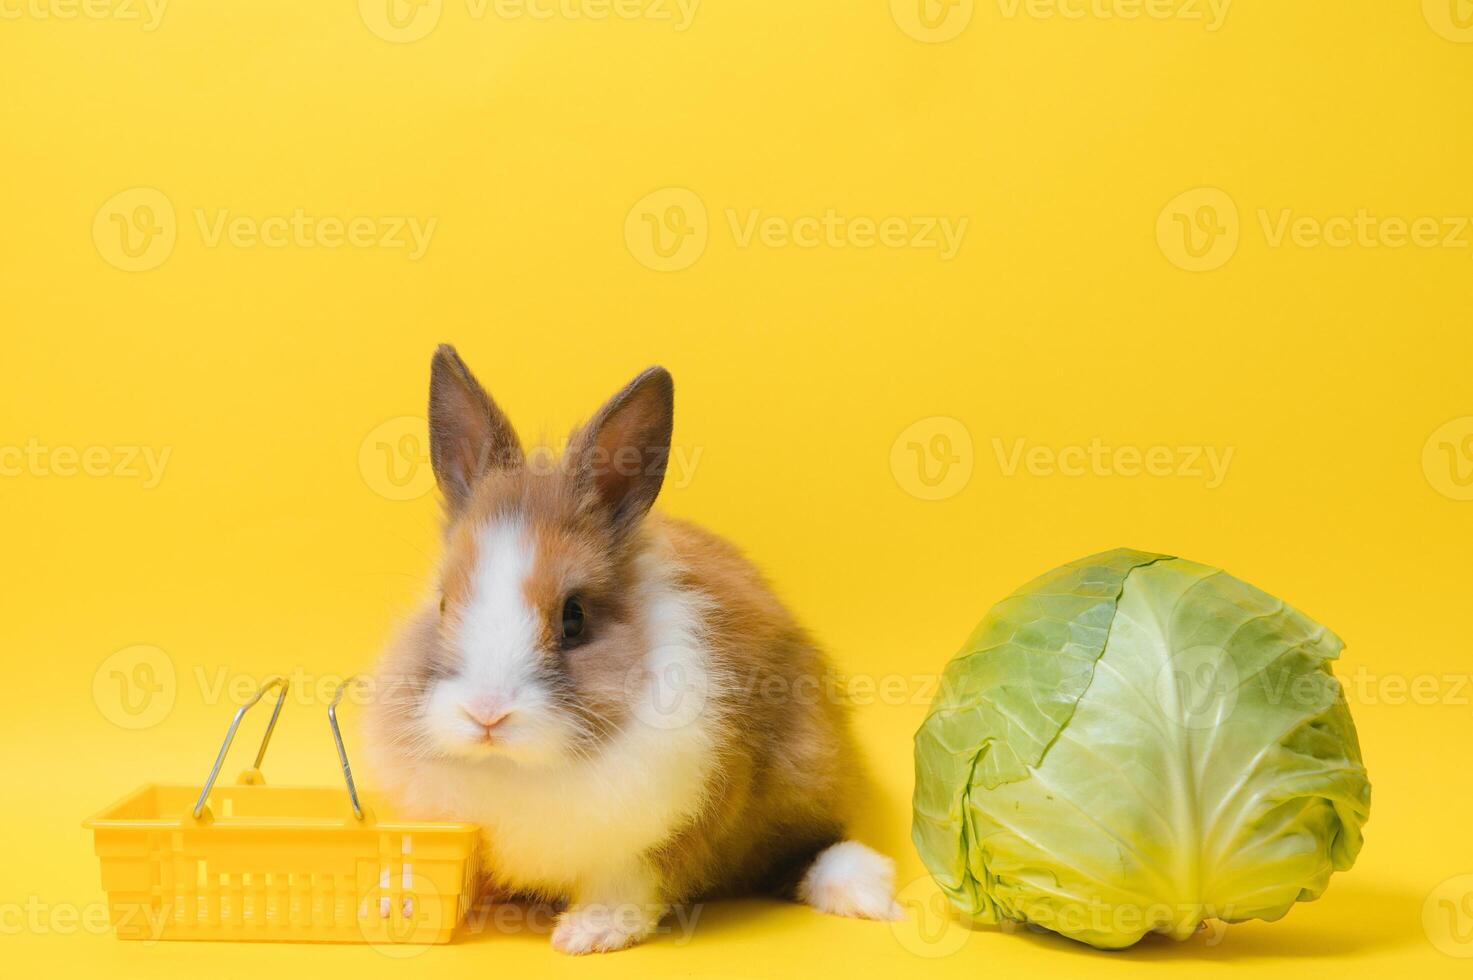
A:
[92, 817, 477, 943]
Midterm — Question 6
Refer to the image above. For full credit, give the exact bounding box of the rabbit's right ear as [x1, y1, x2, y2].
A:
[428, 344, 522, 515]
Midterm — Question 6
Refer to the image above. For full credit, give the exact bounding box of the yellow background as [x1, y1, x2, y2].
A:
[3, 0, 1472, 975]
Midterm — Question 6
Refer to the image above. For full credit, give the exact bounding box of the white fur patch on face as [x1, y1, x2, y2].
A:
[386, 530, 725, 899]
[423, 519, 572, 765]
[798, 841, 903, 921]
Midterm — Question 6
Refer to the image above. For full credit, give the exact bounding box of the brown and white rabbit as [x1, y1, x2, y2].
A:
[365, 346, 899, 954]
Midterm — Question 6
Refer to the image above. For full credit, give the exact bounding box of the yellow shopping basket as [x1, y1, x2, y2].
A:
[84, 676, 480, 944]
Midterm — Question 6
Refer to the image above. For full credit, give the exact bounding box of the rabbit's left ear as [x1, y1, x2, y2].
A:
[572, 367, 674, 535]
[427, 344, 523, 515]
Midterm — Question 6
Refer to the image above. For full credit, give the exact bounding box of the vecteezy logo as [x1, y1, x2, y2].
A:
[93, 645, 177, 730]
[626, 645, 710, 732]
[1424, 0, 1473, 42]
[1424, 874, 1473, 957]
[1156, 187, 1240, 272]
[1155, 645, 1239, 730]
[358, 856, 444, 956]
[890, 876, 971, 958]
[359, 0, 442, 43]
[889, 417, 974, 501]
[359, 416, 436, 501]
[624, 188, 708, 272]
[92, 188, 177, 272]
[891, 0, 974, 42]
[1423, 417, 1473, 501]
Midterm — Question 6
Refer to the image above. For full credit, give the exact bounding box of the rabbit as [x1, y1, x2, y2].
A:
[364, 345, 900, 954]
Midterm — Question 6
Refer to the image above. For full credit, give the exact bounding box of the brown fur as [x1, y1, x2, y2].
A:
[647, 514, 863, 902]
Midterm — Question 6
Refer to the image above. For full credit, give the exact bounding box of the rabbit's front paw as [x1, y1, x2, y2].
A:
[551, 901, 663, 955]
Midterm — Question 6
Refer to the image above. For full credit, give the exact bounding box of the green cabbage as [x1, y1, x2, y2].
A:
[912, 549, 1370, 948]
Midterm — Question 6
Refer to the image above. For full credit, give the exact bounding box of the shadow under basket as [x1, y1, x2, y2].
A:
[83, 677, 480, 944]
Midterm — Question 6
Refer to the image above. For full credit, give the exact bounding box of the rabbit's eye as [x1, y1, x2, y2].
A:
[439, 594, 447, 616]
[560, 596, 585, 644]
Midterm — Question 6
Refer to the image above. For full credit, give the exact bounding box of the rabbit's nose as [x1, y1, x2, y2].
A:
[460, 699, 512, 732]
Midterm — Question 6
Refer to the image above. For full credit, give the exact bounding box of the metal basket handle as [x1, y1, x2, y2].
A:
[329, 676, 367, 821]
[192, 676, 288, 819]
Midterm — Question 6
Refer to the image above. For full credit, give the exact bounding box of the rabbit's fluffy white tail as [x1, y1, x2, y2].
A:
[797, 841, 903, 921]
